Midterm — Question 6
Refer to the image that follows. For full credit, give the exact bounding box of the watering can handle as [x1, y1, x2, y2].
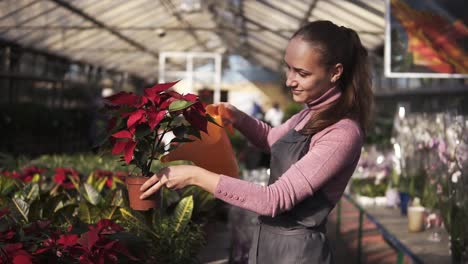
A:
[206, 104, 235, 135]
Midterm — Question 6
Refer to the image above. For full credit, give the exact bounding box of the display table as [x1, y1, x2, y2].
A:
[344, 194, 451, 264]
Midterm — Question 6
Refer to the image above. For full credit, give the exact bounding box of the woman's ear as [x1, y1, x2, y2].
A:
[330, 63, 343, 83]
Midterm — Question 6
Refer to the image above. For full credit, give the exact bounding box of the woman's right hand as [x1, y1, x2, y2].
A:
[209, 103, 244, 128]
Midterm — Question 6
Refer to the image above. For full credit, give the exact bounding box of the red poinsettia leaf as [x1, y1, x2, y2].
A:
[184, 109, 208, 134]
[145, 80, 179, 95]
[95, 219, 123, 235]
[111, 242, 139, 261]
[112, 130, 132, 139]
[128, 126, 136, 135]
[127, 109, 146, 129]
[54, 173, 66, 184]
[134, 96, 148, 108]
[78, 231, 100, 251]
[124, 141, 137, 164]
[183, 93, 198, 102]
[4, 243, 33, 263]
[147, 110, 166, 130]
[144, 89, 161, 105]
[166, 90, 184, 100]
[34, 247, 50, 254]
[159, 97, 177, 110]
[23, 220, 51, 236]
[102, 239, 119, 250]
[37, 220, 51, 230]
[106, 178, 113, 188]
[1, 228, 16, 241]
[58, 234, 79, 247]
[112, 141, 126, 155]
[191, 101, 206, 114]
[12, 254, 32, 264]
[105, 92, 138, 106]
[4, 243, 23, 252]
[107, 117, 117, 131]
[0, 207, 9, 218]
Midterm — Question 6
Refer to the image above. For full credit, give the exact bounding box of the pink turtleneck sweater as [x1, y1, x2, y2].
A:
[213, 87, 363, 217]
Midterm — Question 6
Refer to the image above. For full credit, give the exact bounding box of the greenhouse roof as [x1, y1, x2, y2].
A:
[0, 0, 385, 80]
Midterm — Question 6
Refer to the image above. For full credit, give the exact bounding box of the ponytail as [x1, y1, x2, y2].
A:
[294, 21, 374, 136]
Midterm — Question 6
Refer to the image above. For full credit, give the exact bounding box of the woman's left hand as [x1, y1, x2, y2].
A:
[139, 165, 197, 199]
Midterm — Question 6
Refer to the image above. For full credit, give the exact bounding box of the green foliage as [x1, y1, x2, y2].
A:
[172, 195, 194, 233]
[351, 178, 388, 197]
[119, 191, 209, 263]
[150, 217, 205, 264]
[0, 152, 29, 171]
[28, 154, 135, 176]
[169, 100, 196, 112]
[120, 208, 205, 264]
[365, 116, 394, 147]
[283, 102, 304, 121]
[0, 153, 217, 262]
[0, 175, 18, 198]
[228, 130, 247, 155]
[0, 103, 92, 155]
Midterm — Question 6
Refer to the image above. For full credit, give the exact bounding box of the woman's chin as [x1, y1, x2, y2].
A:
[291, 95, 305, 104]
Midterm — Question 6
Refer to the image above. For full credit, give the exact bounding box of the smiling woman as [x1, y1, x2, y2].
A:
[283, 37, 341, 105]
[140, 20, 374, 264]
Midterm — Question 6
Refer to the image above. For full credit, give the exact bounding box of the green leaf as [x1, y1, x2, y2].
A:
[78, 202, 101, 224]
[172, 195, 193, 233]
[54, 204, 77, 224]
[162, 188, 181, 209]
[135, 124, 153, 139]
[86, 173, 96, 185]
[206, 114, 221, 127]
[168, 100, 196, 112]
[83, 183, 101, 205]
[102, 207, 119, 220]
[69, 175, 80, 191]
[95, 177, 107, 192]
[172, 126, 188, 138]
[119, 208, 159, 238]
[78, 201, 92, 223]
[28, 199, 43, 222]
[110, 189, 124, 207]
[170, 138, 195, 143]
[186, 128, 202, 140]
[136, 139, 151, 152]
[23, 183, 40, 202]
[12, 198, 29, 222]
[0, 177, 17, 196]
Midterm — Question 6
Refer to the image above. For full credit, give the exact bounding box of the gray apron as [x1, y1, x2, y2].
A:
[248, 127, 334, 264]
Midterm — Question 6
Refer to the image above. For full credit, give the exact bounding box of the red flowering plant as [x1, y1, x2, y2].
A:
[87, 170, 127, 190]
[1, 207, 137, 263]
[33, 219, 138, 263]
[101, 81, 211, 177]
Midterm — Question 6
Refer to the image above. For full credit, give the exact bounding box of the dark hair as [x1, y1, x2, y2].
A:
[292, 20, 374, 136]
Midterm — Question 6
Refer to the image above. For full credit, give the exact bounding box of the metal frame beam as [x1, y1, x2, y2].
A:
[48, 0, 158, 59]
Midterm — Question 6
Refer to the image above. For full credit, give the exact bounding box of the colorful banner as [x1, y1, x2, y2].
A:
[385, 0, 468, 78]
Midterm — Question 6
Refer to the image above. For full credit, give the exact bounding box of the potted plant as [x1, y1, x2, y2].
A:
[100, 81, 210, 210]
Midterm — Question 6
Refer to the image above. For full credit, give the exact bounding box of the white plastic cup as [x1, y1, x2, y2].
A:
[408, 206, 425, 232]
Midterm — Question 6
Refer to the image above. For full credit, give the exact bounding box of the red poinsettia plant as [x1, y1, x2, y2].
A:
[101, 81, 211, 177]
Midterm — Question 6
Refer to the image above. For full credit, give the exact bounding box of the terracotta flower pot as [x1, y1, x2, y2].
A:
[126, 177, 159, 211]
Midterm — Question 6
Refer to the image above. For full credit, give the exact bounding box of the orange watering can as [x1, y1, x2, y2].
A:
[161, 104, 239, 178]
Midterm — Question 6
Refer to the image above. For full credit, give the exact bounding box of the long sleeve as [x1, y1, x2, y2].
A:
[234, 109, 308, 152]
[214, 119, 363, 217]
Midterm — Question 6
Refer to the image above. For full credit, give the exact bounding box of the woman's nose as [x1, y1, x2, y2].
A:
[285, 72, 297, 87]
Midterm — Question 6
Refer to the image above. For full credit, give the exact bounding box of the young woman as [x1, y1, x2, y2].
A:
[140, 20, 373, 263]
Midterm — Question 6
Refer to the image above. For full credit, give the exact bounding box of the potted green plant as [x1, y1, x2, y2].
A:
[101, 81, 210, 210]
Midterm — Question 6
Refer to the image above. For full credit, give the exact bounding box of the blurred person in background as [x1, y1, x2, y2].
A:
[141, 20, 373, 264]
[264, 102, 284, 127]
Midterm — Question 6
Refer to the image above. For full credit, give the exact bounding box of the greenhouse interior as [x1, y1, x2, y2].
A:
[0, 0, 467, 263]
